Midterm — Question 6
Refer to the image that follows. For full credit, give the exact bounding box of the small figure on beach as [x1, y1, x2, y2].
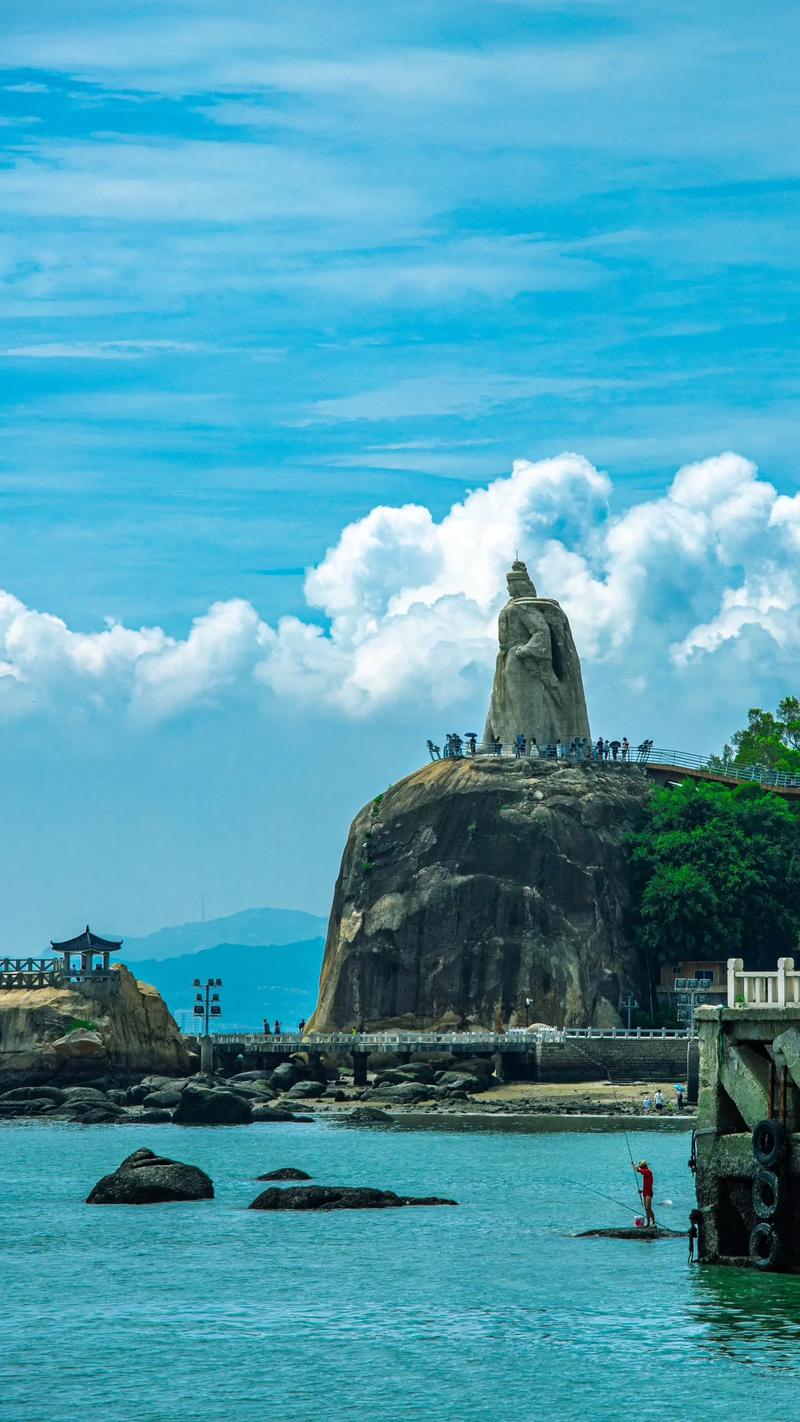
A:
[642, 1093, 652, 1114]
[634, 1160, 656, 1227]
[654, 1088, 665, 1114]
[675, 1083, 685, 1110]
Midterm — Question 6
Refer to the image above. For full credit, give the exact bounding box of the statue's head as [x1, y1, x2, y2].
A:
[506, 559, 537, 600]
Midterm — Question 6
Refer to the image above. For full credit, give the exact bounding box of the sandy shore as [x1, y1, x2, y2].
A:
[313, 1077, 695, 1122]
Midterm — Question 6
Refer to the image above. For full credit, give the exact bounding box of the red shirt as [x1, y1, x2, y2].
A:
[638, 1167, 654, 1196]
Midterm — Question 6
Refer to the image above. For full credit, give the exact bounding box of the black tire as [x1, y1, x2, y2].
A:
[752, 1167, 782, 1220]
[752, 1119, 787, 1169]
[749, 1222, 784, 1272]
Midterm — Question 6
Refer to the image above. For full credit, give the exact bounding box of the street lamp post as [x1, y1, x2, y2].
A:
[621, 990, 637, 1031]
[193, 977, 222, 1072]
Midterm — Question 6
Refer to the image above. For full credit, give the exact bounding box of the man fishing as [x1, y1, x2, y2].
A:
[634, 1160, 656, 1227]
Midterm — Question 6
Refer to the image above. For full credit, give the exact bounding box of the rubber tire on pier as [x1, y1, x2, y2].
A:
[752, 1167, 782, 1221]
[749, 1222, 784, 1273]
[752, 1119, 787, 1170]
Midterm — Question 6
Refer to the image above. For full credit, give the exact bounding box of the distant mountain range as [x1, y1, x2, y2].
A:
[122, 906, 328, 962]
[127, 938, 325, 1033]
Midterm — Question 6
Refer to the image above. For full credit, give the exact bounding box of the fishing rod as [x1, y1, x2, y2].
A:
[563, 1036, 644, 1208]
[564, 1177, 641, 1219]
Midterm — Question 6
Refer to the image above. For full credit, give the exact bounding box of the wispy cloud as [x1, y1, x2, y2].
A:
[2, 339, 208, 359]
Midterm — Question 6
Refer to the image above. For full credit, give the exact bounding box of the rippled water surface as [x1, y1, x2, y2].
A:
[4, 1120, 800, 1422]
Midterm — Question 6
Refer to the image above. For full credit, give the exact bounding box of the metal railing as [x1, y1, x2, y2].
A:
[727, 956, 800, 1008]
[211, 1025, 693, 1050]
[433, 740, 800, 788]
[648, 748, 800, 789]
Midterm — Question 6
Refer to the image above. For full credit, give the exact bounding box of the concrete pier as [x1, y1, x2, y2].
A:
[694, 960, 800, 1271]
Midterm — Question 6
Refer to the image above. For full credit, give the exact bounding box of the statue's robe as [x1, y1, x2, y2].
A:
[483, 595, 590, 749]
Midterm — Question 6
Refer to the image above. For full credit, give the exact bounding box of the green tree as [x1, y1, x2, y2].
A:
[627, 780, 800, 1009]
[721, 697, 800, 774]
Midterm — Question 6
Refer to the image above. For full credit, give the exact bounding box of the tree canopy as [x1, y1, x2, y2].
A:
[715, 696, 800, 774]
[627, 779, 800, 984]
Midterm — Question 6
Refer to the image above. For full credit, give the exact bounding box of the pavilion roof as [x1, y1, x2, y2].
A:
[50, 925, 122, 953]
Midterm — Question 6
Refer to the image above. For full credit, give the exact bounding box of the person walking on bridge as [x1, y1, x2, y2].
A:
[634, 1160, 656, 1227]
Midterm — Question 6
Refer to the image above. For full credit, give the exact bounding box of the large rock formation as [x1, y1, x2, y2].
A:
[309, 757, 652, 1031]
[0, 963, 191, 1076]
[483, 559, 590, 750]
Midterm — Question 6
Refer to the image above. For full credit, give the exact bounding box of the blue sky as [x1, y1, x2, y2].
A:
[0, 1, 798, 948]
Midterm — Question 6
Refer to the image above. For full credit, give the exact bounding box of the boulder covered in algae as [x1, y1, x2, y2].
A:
[309, 756, 652, 1031]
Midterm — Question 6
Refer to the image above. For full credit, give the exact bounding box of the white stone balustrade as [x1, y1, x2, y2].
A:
[727, 956, 800, 1008]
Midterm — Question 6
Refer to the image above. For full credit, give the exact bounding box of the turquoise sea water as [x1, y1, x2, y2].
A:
[4, 1120, 800, 1422]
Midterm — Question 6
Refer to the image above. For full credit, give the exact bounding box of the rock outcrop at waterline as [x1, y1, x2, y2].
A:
[0, 963, 191, 1076]
[309, 757, 652, 1032]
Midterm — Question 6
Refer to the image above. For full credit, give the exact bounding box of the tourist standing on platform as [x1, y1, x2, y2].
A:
[622, 737, 630, 762]
[528, 736, 539, 758]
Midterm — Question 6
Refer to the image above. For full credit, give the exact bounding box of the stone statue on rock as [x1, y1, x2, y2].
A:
[483, 559, 590, 750]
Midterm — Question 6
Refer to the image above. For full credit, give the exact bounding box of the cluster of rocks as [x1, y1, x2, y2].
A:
[86, 1148, 456, 1212]
[364, 1057, 498, 1106]
[0, 1056, 346, 1126]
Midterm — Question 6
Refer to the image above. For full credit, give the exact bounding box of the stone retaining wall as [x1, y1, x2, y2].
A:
[535, 1037, 694, 1083]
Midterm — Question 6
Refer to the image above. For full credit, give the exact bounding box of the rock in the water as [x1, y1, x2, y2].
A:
[310, 754, 650, 1031]
[256, 1167, 312, 1181]
[0, 1085, 65, 1104]
[249, 1185, 456, 1211]
[87, 1148, 214, 1204]
[173, 1085, 252, 1125]
[122, 1108, 174, 1124]
[340, 1107, 395, 1126]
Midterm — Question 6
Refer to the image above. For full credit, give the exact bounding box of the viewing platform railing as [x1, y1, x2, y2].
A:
[727, 956, 800, 1008]
[450, 740, 800, 789]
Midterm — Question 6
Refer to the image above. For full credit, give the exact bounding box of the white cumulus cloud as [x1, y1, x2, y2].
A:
[0, 451, 797, 728]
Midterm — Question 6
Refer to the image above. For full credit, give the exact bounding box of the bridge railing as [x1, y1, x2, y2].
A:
[648, 749, 800, 789]
[211, 1025, 693, 1048]
[727, 956, 800, 1008]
